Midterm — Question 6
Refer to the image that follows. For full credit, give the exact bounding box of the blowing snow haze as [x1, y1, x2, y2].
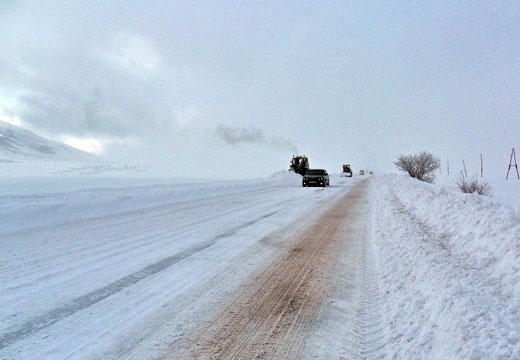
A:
[0, 1, 519, 179]
[215, 124, 298, 154]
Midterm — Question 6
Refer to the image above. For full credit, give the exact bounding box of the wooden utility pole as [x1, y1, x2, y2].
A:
[506, 148, 519, 180]
[480, 154, 483, 178]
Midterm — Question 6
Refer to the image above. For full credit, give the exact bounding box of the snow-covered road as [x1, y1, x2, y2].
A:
[1, 174, 365, 359]
[2, 173, 518, 359]
[188, 178, 376, 359]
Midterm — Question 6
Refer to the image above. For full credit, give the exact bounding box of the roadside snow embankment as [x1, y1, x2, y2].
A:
[372, 175, 520, 359]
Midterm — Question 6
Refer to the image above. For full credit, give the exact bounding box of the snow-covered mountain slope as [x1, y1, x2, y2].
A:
[0, 121, 95, 162]
[372, 175, 520, 359]
[0, 121, 145, 176]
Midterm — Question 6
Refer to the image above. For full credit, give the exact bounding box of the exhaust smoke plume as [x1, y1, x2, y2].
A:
[215, 123, 298, 154]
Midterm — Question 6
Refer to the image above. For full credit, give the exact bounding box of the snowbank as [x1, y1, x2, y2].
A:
[435, 173, 520, 209]
[269, 169, 302, 182]
[372, 175, 520, 359]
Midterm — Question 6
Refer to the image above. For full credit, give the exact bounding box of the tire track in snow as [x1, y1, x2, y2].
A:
[0, 185, 288, 320]
[189, 180, 369, 359]
[0, 211, 278, 350]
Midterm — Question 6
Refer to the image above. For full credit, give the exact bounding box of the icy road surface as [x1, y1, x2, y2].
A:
[188, 179, 376, 359]
[0, 175, 377, 359]
[2, 173, 518, 359]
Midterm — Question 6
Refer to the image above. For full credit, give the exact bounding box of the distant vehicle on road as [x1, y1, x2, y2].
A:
[302, 169, 329, 187]
[341, 164, 353, 177]
[359, 169, 365, 175]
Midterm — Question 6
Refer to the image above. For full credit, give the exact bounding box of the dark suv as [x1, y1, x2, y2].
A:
[302, 169, 330, 187]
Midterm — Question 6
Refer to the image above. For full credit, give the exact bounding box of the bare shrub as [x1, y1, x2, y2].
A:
[456, 172, 492, 196]
[394, 151, 440, 183]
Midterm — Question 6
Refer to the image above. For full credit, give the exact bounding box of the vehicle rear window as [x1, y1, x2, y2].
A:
[306, 169, 326, 175]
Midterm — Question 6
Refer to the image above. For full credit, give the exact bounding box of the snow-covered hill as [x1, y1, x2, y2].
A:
[0, 121, 144, 176]
[0, 121, 95, 162]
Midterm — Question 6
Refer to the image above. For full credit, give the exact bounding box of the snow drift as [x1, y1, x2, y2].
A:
[372, 175, 520, 359]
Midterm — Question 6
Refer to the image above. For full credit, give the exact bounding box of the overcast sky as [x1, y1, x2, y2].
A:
[1, 1, 519, 178]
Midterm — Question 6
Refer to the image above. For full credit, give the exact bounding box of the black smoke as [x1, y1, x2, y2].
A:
[215, 123, 297, 154]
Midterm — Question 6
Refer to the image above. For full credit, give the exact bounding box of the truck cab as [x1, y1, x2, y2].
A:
[341, 164, 353, 177]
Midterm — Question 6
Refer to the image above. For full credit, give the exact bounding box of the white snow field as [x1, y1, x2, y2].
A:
[1, 172, 519, 359]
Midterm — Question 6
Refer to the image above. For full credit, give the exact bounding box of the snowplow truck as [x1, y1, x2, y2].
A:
[289, 155, 309, 176]
[341, 164, 353, 177]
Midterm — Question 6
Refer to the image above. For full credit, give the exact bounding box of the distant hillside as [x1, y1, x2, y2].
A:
[0, 121, 96, 162]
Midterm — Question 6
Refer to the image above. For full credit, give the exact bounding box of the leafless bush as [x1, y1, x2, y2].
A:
[456, 172, 492, 196]
[394, 151, 440, 183]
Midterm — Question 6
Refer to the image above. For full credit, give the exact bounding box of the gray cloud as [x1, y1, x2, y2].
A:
[215, 123, 298, 154]
[0, 1, 519, 178]
[0, 12, 189, 139]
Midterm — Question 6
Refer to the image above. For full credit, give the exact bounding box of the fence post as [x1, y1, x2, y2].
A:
[506, 148, 519, 180]
[480, 154, 483, 178]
